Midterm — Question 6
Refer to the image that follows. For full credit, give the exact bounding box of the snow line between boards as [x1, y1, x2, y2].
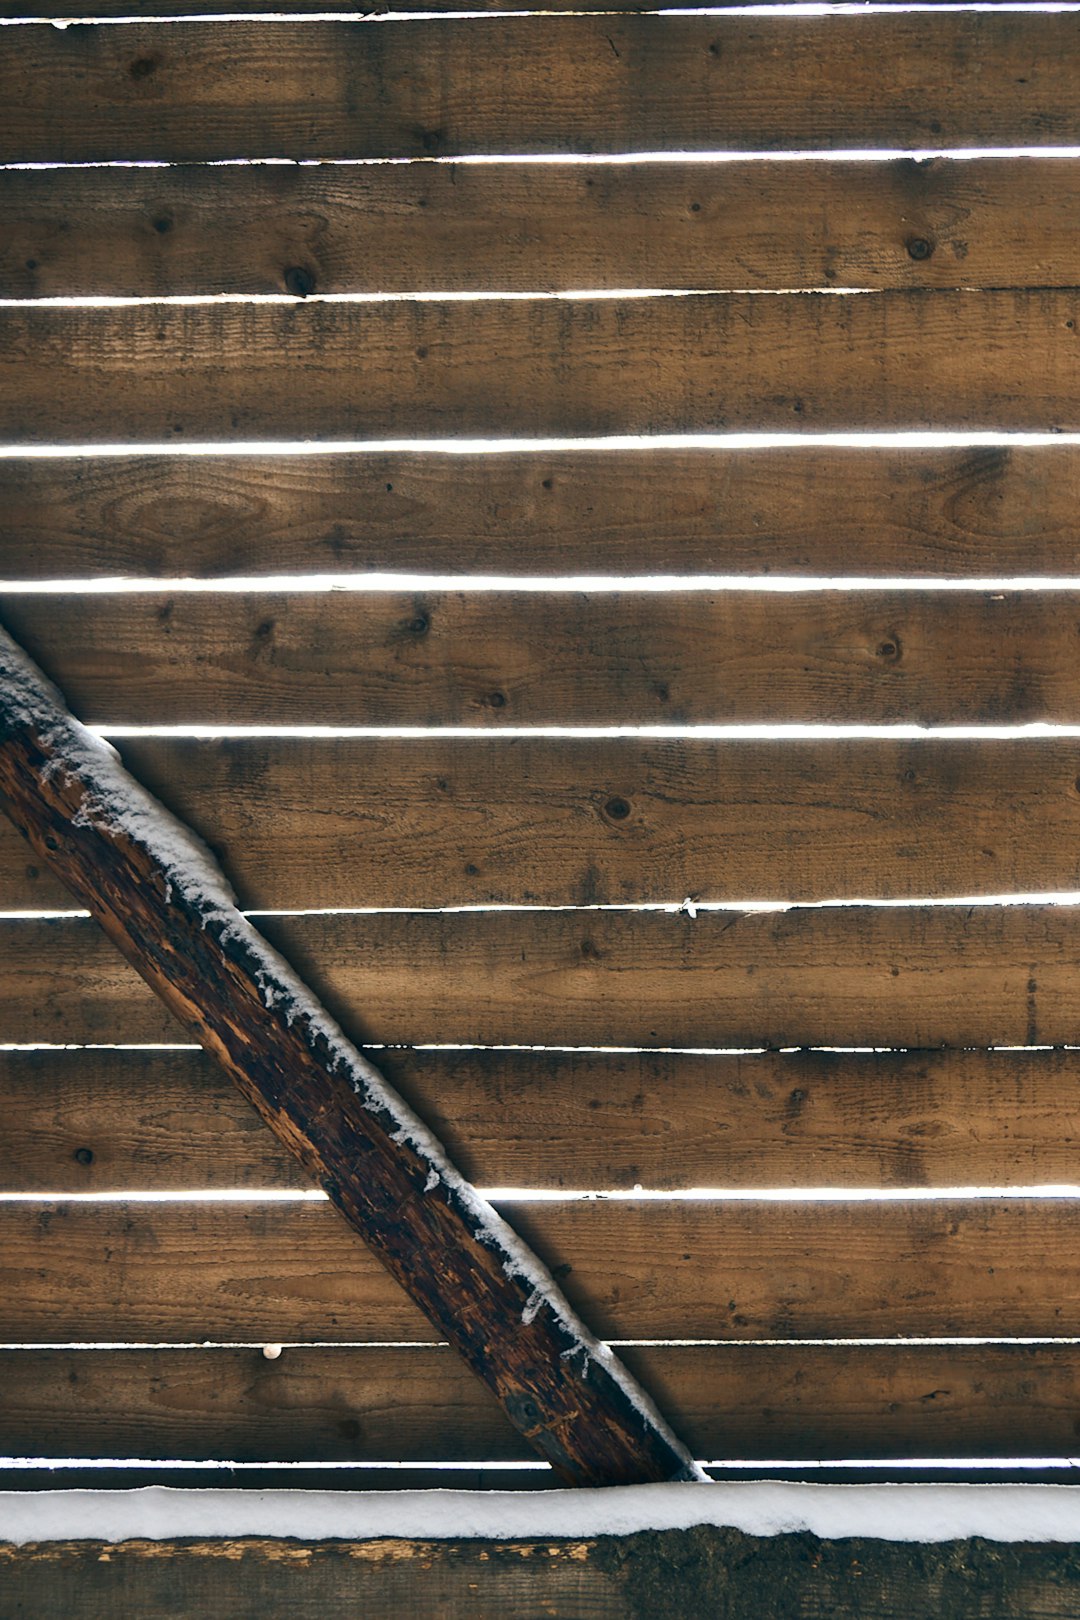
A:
[12, 5, 1080, 27]
[6, 1481, 1080, 1544]
[3, 1456, 1080, 1478]
[13, 573, 1080, 592]
[6, 429, 1080, 454]
[7, 1183, 1080, 1202]
[10, 145, 1080, 167]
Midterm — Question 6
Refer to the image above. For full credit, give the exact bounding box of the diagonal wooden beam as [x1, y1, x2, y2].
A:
[0, 622, 703, 1488]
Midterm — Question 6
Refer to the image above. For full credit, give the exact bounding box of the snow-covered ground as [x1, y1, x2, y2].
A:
[3, 1483, 1080, 1546]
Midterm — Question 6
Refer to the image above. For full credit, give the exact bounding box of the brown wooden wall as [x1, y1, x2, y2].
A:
[4, 0, 1080, 1528]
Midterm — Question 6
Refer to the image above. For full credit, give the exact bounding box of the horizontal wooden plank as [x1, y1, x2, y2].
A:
[0, 446, 1073, 580]
[6, 1532, 1079, 1620]
[7, 737, 1080, 913]
[4, 15, 1079, 163]
[11, 591, 1080, 729]
[11, 1533, 1080, 1620]
[8, 1045, 1080, 1195]
[7, 292, 1080, 443]
[5, 1342, 1080, 1462]
[0, 1538, 621, 1618]
[5, 1197, 1080, 1340]
[6, 158, 1078, 299]
[0, 1468, 564, 1491]
[2, 905, 1080, 1048]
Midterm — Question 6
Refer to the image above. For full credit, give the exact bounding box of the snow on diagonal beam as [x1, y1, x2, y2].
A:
[0, 621, 702, 1488]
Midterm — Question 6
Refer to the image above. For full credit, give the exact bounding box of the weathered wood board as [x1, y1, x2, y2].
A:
[6, 159, 1079, 298]
[5, 293, 1080, 441]
[6, 1197, 1080, 1341]
[2, 905, 1077, 1048]
[0, 447, 1070, 580]
[6, 592, 1080, 727]
[4, 15, 1080, 163]
[3, 1531, 1075, 1620]
[7, 1045, 1080, 1194]
[3, 736, 1080, 910]
[3, 1342, 1080, 1462]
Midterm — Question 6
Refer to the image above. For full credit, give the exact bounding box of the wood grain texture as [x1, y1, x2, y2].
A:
[6, 1197, 1080, 1341]
[5, 1342, 1080, 1461]
[7, 736, 1080, 913]
[0, 1468, 564, 1491]
[6, 1533, 1080, 1620]
[8, 1045, 1080, 1195]
[6, 1534, 1080, 1620]
[0, 1538, 623, 1620]
[2, 904, 1079, 1049]
[0, 446, 1072, 580]
[10, 590, 1080, 728]
[6, 158, 1077, 298]
[4, 15, 1080, 163]
[7, 292, 1080, 442]
[0, 635, 696, 1487]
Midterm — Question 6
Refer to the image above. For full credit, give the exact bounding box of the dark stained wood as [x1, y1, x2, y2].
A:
[0, 635, 697, 1488]
[8, 1045, 1080, 1194]
[4, 15, 1080, 163]
[0, 1539, 622, 1619]
[12, 736, 1080, 912]
[7, 292, 1080, 442]
[6, 1533, 1080, 1620]
[4, 903, 1080, 1049]
[6, 1197, 1080, 1341]
[9, 591, 1080, 729]
[0, 1467, 563, 1491]
[6, 158, 1078, 298]
[0, 446, 1073, 581]
[5, 1342, 1080, 1462]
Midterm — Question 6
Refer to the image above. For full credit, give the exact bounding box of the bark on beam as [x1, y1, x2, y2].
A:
[0, 623, 703, 1488]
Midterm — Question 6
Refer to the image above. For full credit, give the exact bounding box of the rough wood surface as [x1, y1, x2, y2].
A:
[5, 1197, 1080, 1342]
[0, 446, 1072, 580]
[0, 1467, 565, 1492]
[116, 735, 1080, 907]
[5, 1342, 1080, 1462]
[4, 15, 1079, 163]
[7, 292, 1080, 442]
[4, 904, 1080, 1049]
[6, 1531, 1080, 1620]
[5, 736, 1080, 913]
[7, 158, 1078, 298]
[0, 1535, 1072, 1620]
[8, 1045, 1080, 1194]
[0, 637, 697, 1488]
[9, 591, 1080, 729]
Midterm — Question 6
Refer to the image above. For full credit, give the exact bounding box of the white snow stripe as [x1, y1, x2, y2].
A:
[7, 1481, 1080, 1544]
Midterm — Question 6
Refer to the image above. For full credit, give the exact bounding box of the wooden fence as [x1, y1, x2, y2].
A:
[3, 0, 1080, 1603]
